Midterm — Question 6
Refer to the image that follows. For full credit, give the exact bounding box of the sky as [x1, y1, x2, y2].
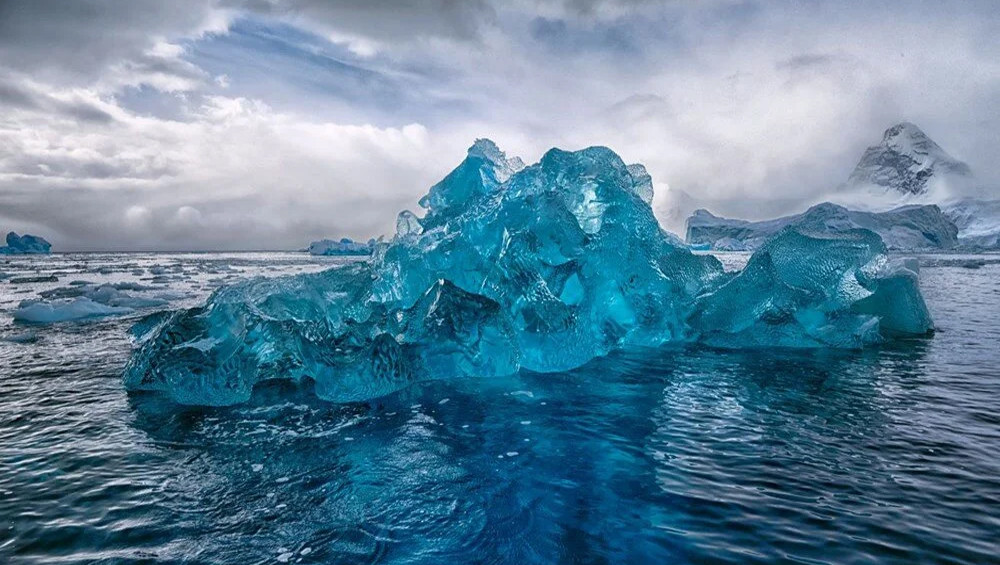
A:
[0, 0, 998, 251]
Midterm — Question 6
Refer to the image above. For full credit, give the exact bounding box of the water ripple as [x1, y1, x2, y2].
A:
[1, 253, 999, 563]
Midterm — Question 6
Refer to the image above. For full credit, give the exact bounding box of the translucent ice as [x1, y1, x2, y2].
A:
[307, 237, 374, 256]
[689, 228, 932, 348]
[0, 231, 51, 254]
[125, 140, 933, 406]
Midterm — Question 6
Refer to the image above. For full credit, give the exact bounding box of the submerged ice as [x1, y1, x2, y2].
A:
[125, 140, 933, 406]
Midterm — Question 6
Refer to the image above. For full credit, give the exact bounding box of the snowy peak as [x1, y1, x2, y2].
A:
[881, 122, 939, 154]
[846, 122, 971, 196]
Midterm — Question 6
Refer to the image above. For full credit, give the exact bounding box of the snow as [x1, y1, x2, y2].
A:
[941, 198, 1000, 249]
[845, 122, 972, 197]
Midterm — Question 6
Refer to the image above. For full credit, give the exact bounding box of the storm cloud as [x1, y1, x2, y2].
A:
[1, 0, 998, 250]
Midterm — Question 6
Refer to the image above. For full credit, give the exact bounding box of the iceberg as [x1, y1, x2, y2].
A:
[307, 237, 375, 256]
[125, 140, 934, 406]
[686, 202, 959, 251]
[0, 232, 52, 254]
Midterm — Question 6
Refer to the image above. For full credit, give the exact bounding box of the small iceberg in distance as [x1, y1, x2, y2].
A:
[685, 203, 959, 252]
[125, 139, 934, 406]
[307, 237, 375, 256]
[0, 232, 52, 255]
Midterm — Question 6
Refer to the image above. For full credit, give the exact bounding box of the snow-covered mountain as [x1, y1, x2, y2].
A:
[845, 122, 972, 197]
[939, 198, 1000, 249]
[834, 122, 999, 248]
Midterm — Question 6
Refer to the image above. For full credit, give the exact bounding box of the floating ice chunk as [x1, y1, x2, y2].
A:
[15, 283, 170, 324]
[2, 331, 39, 344]
[8, 275, 58, 284]
[686, 202, 960, 251]
[14, 297, 133, 323]
[125, 139, 934, 406]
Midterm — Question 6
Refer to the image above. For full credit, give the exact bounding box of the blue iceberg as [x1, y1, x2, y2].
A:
[125, 140, 933, 406]
[307, 237, 374, 256]
[0, 231, 52, 254]
[689, 228, 932, 349]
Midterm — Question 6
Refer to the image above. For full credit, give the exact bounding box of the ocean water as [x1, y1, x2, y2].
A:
[1, 252, 999, 564]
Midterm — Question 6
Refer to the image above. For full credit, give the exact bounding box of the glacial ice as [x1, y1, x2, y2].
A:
[125, 140, 934, 406]
[686, 202, 959, 251]
[0, 232, 52, 254]
[942, 198, 1000, 249]
[307, 237, 374, 256]
[690, 229, 932, 348]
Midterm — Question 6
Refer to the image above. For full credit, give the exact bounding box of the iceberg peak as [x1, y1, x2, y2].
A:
[417, 138, 525, 227]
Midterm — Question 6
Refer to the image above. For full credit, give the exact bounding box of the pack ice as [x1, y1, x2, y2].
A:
[125, 140, 933, 406]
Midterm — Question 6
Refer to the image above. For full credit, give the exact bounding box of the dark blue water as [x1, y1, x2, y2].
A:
[1, 253, 999, 564]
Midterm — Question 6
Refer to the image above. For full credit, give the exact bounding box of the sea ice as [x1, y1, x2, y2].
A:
[125, 140, 934, 406]
[14, 283, 170, 323]
[14, 297, 133, 323]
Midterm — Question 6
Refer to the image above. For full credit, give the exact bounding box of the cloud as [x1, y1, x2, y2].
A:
[232, 0, 497, 52]
[0, 87, 455, 250]
[0, 74, 115, 123]
[0, 0, 999, 247]
[0, 0, 223, 86]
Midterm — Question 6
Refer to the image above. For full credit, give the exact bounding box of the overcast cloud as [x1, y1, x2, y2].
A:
[0, 0, 998, 250]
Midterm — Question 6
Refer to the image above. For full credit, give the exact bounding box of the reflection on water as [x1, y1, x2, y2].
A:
[1, 253, 999, 564]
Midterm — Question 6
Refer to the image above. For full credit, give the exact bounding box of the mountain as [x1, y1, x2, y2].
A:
[845, 122, 972, 196]
[685, 202, 959, 251]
